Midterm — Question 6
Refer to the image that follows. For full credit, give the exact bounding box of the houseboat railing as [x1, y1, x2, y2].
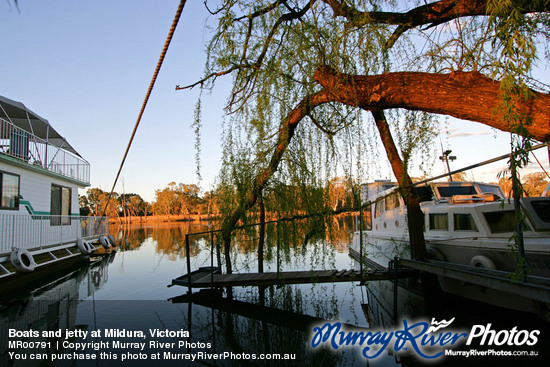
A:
[0, 117, 90, 184]
[0, 215, 108, 255]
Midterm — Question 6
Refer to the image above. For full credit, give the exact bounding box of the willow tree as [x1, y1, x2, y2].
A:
[180, 0, 550, 272]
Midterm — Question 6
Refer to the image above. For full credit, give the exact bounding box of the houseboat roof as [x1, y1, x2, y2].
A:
[0, 94, 81, 157]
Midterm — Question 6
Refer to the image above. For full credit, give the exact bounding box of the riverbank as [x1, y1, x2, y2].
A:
[108, 214, 220, 224]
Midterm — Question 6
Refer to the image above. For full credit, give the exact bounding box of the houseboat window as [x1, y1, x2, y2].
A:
[50, 184, 71, 226]
[0, 171, 20, 209]
[454, 213, 478, 231]
[429, 213, 448, 230]
[374, 201, 384, 218]
[483, 211, 515, 233]
[363, 206, 372, 230]
[385, 194, 400, 211]
[437, 186, 476, 198]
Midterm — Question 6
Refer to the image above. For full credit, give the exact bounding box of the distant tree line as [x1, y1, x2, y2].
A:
[79, 183, 222, 218]
[79, 172, 549, 218]
[79, 188, 152, 218]
[498, 171, 549, 197]
[79, 179, 356, 219]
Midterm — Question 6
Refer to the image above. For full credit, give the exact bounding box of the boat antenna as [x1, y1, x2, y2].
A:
[97, 0, 187, 225]
[439, 141, 456, 182]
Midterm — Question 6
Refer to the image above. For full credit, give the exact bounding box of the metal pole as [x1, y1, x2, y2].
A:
[511, 164, 526, 280]
[216, 242, 222, 272]
[359, 203, 364, 277]
[11, 216, 15, 249]
[276, 225, 280, 275]
[414, 142, 548, 187]
[210, 230, 214, 289]
[185, 234, 192, 293]
[393, 257, 399, 324]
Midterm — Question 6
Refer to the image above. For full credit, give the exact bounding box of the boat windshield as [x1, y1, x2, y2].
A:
[478, 184, 504, 198]
[413, 186, 433, 202]
[437, 185, 477, 198]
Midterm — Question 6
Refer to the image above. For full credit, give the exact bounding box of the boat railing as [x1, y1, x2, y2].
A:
[0, 214, 108, 255]
[0, 117, 90, 184]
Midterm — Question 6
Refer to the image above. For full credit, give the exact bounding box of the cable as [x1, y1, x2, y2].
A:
[98, 0, 187, 222]
[530, 150, 550, 180]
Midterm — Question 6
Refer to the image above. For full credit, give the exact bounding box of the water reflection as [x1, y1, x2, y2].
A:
[1, 219, 381, 366]
[3, 218, 545, 366]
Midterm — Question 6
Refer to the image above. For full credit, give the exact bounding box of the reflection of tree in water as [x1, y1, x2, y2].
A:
[155, 215, 367, 365]
[113, 218, 367, 365]
[223, 216, 355, 274]
[151, 224, 210, 260]
[175, 289, 354, 367]
[114, 215, 354, 273]
[111, 225, 149, 251]
[113, 223, 211, 259]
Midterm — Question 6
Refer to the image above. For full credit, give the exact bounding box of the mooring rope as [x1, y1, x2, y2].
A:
[98, 0, 187, 222]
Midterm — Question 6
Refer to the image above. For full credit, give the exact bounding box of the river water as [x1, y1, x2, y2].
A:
[1, 220, 548, 366]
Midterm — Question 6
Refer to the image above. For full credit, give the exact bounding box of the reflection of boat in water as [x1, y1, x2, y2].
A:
[350, 180, 550, 314]
[0, 251, 114, 367]
[0, 95, 115, 282]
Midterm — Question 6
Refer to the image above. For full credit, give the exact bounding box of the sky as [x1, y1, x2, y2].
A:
[1, 1, 549, 202]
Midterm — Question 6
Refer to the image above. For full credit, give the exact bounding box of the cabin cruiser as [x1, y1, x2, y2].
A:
[349, 180, 550, 312]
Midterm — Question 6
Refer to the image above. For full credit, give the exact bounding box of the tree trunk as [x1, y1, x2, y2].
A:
[370, 110, 427, 260]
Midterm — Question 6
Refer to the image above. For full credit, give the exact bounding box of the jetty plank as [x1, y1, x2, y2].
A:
[171, 268, 417, 288]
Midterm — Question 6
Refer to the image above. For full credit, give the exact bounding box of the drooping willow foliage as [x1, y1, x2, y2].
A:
[181, 0, 550, 268]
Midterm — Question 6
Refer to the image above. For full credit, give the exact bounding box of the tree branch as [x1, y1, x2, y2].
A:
[176, 64, 248, 90]
[234, 0, 288, 22]
[220, 89, 333, 271]
[324, 0, 550, 30]
[314, 65, 550, 141]
[178, 1, 315, 94]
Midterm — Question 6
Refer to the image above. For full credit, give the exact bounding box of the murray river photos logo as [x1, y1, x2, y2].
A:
[310, 318, 540, 360]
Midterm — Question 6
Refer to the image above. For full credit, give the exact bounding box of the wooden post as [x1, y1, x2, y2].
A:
[258, 196, 265, 274]
[185, 234, 192, 293]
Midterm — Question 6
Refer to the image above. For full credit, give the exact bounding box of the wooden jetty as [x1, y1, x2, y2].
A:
[170, 266, 417, 289]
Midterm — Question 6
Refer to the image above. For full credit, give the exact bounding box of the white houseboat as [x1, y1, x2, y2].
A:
[350, 180, 550, 312]
[0, 95, 113, 281]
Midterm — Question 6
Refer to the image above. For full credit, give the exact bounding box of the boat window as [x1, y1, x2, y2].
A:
[529, 200, 550, 223]
[413, 186, 433, 202]
[362, 206, 372, 230]
[429, 214, 448, 230]
[478, 184, 503, 198]
[385, 194, 400, 211]
[0, 171, 20, 209]
[454, 214, 478, 231]
[374, 201, 384, 218]
[50, 184, 72, 226]
[483, 211, 516, 233]
[437, 186, 476, 198]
